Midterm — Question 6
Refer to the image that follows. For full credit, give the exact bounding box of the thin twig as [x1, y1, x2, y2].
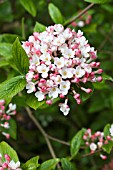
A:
[47, 135, 70, 146]
[64, 3, 94, 26]
[25, 107, 57, 159]
[82, 149, 102, 157]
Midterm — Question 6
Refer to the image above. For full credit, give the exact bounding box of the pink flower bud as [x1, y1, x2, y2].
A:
[97, 76, 103, 82]
[60, 94, 65, 98]
[90, 62, 96, 67]
[96, 62, 100, 67]
[0, 167, 4, 170]
[74, 93, 80, 99]
[46, 100, 52, 105]
[100, 154, 107, 160]
[33, 74, 39, 80]
[83, 135, 87, 140]
[4, 154, 10, 162]
[86, 88, 92, 94]
[2, 162, 8, 168]
[106, 136, 111, 140]
[71, 22, 77, 27]
[76, 99, 81, 104]
[97, 69, 103, 74]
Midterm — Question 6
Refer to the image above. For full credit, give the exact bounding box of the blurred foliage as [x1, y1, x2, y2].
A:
[0, 0, 113, 169]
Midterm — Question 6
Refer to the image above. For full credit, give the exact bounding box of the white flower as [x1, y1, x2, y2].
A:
[77, 21, 85, 27]
[62, 48, 75, 59]
[60, 81, 70, 95]
[63, 28, 72, 39]
[30, 54, 40, 66]
[22, 42, 30, 55]
[54, 57, 64, 68]
[59, 67, 73, 79]
[35, 91, 45, 101]
[40, 43, 48, 53]
[55, 75, 62, 84]
[26, 82, 35, 93]
[110, 124, 113, 136]
[49, 87, 60, 99]
[37, 64, 49, 78]
[26, 71, 34, 82]
[90, 143, 97, 151]
[40, 53, 51, 65]
[80, 45, 90, 58]
[74, 66, 85, 78]
[54, 24, 64, 34]
[53, 35, 65, 46]
[8, 160, 21, 170]
[8, 103, 16, 111]
[59, 99, 70, 116]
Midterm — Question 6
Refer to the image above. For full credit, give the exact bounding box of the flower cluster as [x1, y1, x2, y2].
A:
[0, 153, 21, 170]
[0, 100, 16, 138]
[83, 126, 113, 160]
[71, 11, 92, 28]
[22, 24, 103, 115]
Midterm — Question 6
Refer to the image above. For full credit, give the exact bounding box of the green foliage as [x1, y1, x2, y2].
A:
[26, 94, 46, 110]
[103, 124, 111, 138]
[0, 43, 12, 59]
[22, 156, 40, 170]
[19, 0, 37, 17]
[7, 119, 17, 139]
[48, 3, 64, 24]
[38, 159, 60, 170]
[12, 37, 29, 75]
[70, 129, 84, 159]
[84, 0, 112, 4]
[0, 141, 19, 162]
[0, 76, 26, 101]
[102, 141, 113, 153]
[61, 158, 75, 170]
[34, 22, 46, 32]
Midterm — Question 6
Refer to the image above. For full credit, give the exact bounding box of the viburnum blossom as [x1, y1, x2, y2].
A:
[0, 100, 16, 138]
[22, 24, 103, 115]
[83, 128, 113, 160]
[0, 153, 21, 170]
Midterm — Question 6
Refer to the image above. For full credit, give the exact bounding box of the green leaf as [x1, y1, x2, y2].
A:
[19, 0, 37, 17]
[102, 74, 113, 81]
[26, 94, 46, 110]
[8, 119, 17, 139]
[0, 76, 26, 100]
[0, 60, 9, 68]
[34, 22, 46, 33]
[102, 141, 113, 153]
[70, 129, 84, 158]
[12, 37, 29, 75]
[22, 156, 40, 170]
[61, 158, 75, 170]
[26, 93, 60, 110]
[48, 3, 64, 24]
[0, 141, 19, 162]
[38, 159, 60, 170]
[0, 34, 22, 43]
[104, 124, 110, 138]
[0, 43, 12, 59]
[84, 0, 112, 4]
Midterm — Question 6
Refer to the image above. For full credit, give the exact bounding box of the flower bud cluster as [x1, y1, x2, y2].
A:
[0, 100, 16, 138]
[83, 128, 113, 160]
[22, 24, 102, 115]
[0, 153, 21, 170]
[71, 11, 92, 28]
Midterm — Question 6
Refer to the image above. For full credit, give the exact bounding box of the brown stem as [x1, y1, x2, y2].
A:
[64, 3, 94, 26]
[47, 135, 70, 146]
[82, 149, 102, 157]
[25, 107, 58, 159]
